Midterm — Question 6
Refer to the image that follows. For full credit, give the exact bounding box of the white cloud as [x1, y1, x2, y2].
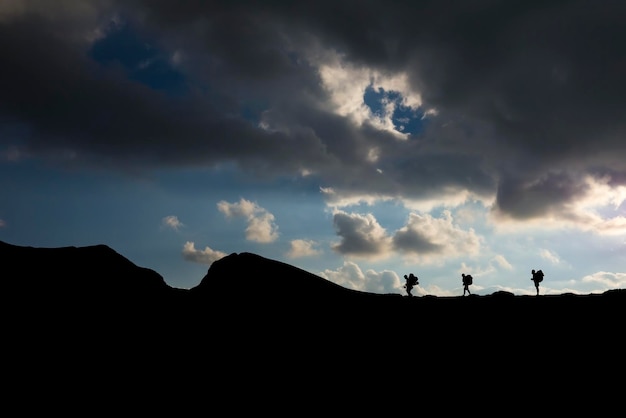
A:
[286, 239, 322, 258]
[581, 271, 626, 289]
[217, 198, 257, 218]
[578, 175, 626, 210]
[402, 189, 489, 213]
[592, 216, 626, 235]
[330, 209, 392, 259]
[492, 254, 513, 270]
[566, 175, 626, 235]
[321, 186, 493, 215]
[540, 248, 561, 265]
[217, 198, 279, 243]
[321, 187, 396, 208]
[182, 241, 227, 265]
[393, 210, 482, 264]
[245, 211, 279, 243]
[319, 260, 401, 293]
[161, 215, 184, 231]
[328, 206, 484, 266]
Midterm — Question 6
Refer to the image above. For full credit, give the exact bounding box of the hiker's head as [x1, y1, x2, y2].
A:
[532, 269, 535, 274]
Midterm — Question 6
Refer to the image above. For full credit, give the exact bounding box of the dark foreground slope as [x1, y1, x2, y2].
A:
[4, 239, 624, 333]
[3, 240, 625, 409]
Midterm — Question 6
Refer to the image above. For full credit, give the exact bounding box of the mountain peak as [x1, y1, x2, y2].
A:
[191, 251, 358, 302]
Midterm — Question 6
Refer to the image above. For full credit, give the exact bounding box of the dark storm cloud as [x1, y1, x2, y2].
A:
[494, 171, 591, 220]
[0, 12, 332, 173]
[2, 0, 625, 218]
[393, 228, 442, 254]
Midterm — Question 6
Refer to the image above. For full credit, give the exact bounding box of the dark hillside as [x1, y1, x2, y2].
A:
[191, 251, 365, 301]
[3, 239, 624, 329]
[2, 240, 173, 298]
[2, 240, 624, 409]
[3, 239, 624, 348]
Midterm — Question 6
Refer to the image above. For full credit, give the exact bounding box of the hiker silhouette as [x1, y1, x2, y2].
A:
[531, 269, 544, 296]
[403, 273, 419, 296]
[462, 273, 473, 296]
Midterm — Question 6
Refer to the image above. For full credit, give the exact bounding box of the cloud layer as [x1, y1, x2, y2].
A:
[1, 0, 625, 231]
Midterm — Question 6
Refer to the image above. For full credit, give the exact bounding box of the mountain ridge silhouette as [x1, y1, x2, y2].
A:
[4, 239, 623, 302]
[4, 239, 624, 335]
[4, 240, 624, 407]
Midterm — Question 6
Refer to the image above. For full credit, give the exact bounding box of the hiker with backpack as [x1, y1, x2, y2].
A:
[462, 273, 473, 296]
[531, 269, 544, 296]
[403, 273, 419, 296]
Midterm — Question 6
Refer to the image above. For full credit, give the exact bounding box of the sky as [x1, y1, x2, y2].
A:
[1, 0, 625, 296]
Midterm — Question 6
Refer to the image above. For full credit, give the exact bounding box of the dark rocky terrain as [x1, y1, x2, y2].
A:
[3, 240, 624, 411]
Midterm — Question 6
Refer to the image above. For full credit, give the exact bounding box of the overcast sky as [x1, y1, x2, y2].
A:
[1, 0, 625, 296]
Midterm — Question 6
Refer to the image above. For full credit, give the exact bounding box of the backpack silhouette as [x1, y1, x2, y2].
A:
[463, 274, 473, 285]
[535, 270, 544, 283]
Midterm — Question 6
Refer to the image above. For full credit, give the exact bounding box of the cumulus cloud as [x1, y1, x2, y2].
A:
[217, 198, 279, 243]
[581, 271, 626, 289]
[161, 215, 183, 231]
[331, 210, 392, 259]
[182, 241, 227, 265]
[217, 198, 257, 219]
[329, 207, 483, 266]
[319, 261, 402, 293]
[393, 210, 482, 263]
[286, 239, 321, 258]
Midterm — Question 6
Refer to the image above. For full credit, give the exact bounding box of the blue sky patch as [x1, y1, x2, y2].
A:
[363, 85, 427, 136]
[89, 22, 186, 95]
